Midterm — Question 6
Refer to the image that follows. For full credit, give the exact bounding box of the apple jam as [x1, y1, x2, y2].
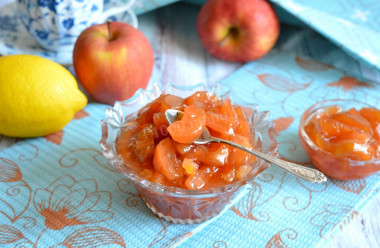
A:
[116, 91, 258, 190]
[300, 104, 380, 180]
[304, 106, 380, 161]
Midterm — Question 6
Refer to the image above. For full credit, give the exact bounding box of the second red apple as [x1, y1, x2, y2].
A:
[196, 0, 280, 62]
[73, 21, 154, 105]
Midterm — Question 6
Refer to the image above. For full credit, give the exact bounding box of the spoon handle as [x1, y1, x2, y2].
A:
[212, 137, 327, 183]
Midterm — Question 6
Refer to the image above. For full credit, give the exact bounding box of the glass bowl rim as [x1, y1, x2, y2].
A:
[100, 82, 279, 196]
[299, 98, 380, 165]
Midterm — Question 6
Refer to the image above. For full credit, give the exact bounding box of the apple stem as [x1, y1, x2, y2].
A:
[219, 27, 239, 47]
[107, 19, 112, 41]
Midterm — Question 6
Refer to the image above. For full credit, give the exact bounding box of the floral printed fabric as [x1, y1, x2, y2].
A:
[1, 51, 380, 247]
[181, 51, 380, 248]
[0, 104, 247, 247]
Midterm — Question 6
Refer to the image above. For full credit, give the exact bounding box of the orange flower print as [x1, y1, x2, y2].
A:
[273, 117, 294, 134]
[73, 109, 89, 120]
[266, 228, 298, 248]
[328, 75, 373, 91]
[44, 130, 64, 145]
[33, 175, 113, 230]
[0, 157, 22, 182]
[307, 74, 375, 102]
[295, 56, 332, 72]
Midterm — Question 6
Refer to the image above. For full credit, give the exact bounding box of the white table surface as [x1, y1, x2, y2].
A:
[1, 1, 379, 247]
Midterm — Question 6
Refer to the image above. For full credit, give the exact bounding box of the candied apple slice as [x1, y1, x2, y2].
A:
[206, 111, 238, 134]
[116, 124, 143, 171]
[184, 165, 214, 190]
[135, 124, 156, 163]
[220, 163, 235, 183]
[185, 171, 206, 190]
[176, 143, 207, 161]
[234, 106, 252, 137]
[135, 96, 163, 127]
[359, 107, 380, 141]
[229, 134, 257, 166]
[329, 130, 372, 144]
[202, 143, 229, 167]
[153, 112, 169, 140]
[160, 94, 184, 112]
[317, 105, 341, 118]
[175, 143, 194, 155]
[304, 121, 329, 150]
[236, 164, 254, 180]
[184, 91, 222, 109]
[330, 110, 372, 135]
[316, 117, 354, 138]
[359, 107, 380, 121]
[221, 98, 238, 121]
[167, 105, 206, 143]
[153, 137, 184, 181]
[330, 140, 374, 161]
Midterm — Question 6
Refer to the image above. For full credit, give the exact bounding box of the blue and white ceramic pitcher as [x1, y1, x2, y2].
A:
[17, 0, 137, 51]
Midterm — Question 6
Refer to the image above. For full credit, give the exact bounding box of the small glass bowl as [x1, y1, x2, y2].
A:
[299, 99, 380, 180]
[100, 83, 278, 223]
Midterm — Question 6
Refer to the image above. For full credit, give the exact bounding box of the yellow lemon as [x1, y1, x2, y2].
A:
[0, 54, 87, 138]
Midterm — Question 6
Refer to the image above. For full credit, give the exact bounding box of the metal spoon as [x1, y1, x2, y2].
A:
[165, 109, 327, 183]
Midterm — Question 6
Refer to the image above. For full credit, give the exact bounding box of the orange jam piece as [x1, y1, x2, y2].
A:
[359, 107, 380, 141]
[234, 106, 252, 137]
[167, 105, 206, 144]
[116, 92, 258, 190]
[160, 94, 184, 112]
[229, 134, 257, 166]
[135, 97, 162, 127]
[184, 167, 209, 190]
[153, 112, 169, 139]
[330, 111, 372, 135]
[135, 94, 183, 128]
[175, 143, 207, 162]
[304, 121, 329, 150]
[135, 124, 156, 163]
[184, 91, 223, 110]
[329, 141, 374, 161]
[202, 143, 229, 167]
[304, 106, 380, 161]
[116, 124, 143, 172]
[153, 137, 184, 181]
[206, 111, 238, 134]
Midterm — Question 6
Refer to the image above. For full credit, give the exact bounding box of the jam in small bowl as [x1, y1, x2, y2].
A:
[299, 99, 380, 180]
[100, 83, 278, 223]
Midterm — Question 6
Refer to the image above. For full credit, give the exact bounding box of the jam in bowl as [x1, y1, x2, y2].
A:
[100, 83, 278, 223]
[299, 99, 380, 180]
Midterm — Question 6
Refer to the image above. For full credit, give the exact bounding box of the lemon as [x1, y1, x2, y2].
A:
[0, 54, 87, 138]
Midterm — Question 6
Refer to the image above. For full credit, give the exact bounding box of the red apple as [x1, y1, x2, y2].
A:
[73, 21, 154, 105]
[196, 0, 280, 62]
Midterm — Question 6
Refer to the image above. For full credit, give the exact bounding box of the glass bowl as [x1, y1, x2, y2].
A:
[299, 99, 380, 180]
[100, 83, 278, 224]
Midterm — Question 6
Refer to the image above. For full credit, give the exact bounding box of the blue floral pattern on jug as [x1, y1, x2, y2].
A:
[0, 0, 178, 64]
[17, 0, 102, 51]
[0, 0, 137, 64]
